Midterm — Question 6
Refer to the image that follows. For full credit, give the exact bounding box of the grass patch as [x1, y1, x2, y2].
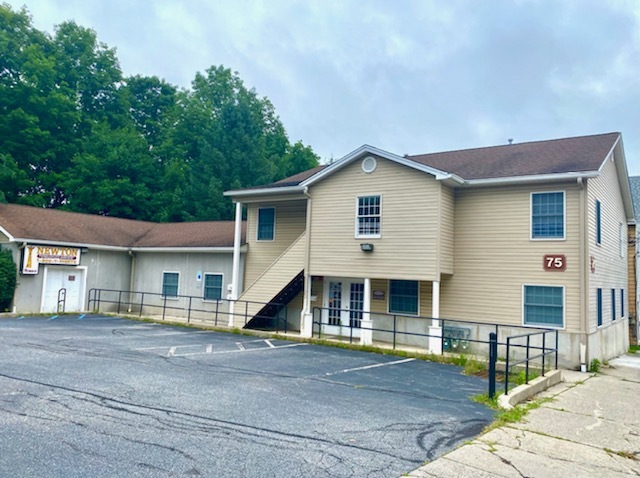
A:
[629, 345, 639, 354]
[589, 358, 601, 373]
[463, 358, 487, 376]
[605, 448, 638, 461]
[514, 370, 540, 385]
[471, 393, 551, 431]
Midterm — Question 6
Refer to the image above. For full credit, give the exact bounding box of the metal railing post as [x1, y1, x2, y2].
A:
[489, 332, 497, 399]
[555, 330, 559, 369]
[162, 296, 167, 321]
[284, 307, 288, 334]
[139, 292, 144, 317]
[542, 332, 546, 376]
[393, 315, 397, 349]
[214, 300, 219, 326]
[505, 337, 511, 395]
[525, 335, 530, 384]
[117, 290, 122, 315]
[187, 297, 192, 323]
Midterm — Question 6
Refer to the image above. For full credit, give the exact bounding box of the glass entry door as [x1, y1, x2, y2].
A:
[322, 279, 364, 337]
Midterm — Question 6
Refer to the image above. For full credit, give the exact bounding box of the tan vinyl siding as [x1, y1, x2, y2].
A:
[440, 183, 581, 331]
[440, 186, 454, 275]
[237, 233, 305, 322]
[369, 279, 433, 316]
[587, 153, 629, 333]
[308, 157, 441, 281]
[244, 200, 306, 289]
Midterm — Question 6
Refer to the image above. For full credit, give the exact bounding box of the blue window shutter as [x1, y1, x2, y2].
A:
[596, 200, 601, 244]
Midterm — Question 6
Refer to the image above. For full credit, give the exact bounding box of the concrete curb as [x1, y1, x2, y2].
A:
[498, 369, 563, 409]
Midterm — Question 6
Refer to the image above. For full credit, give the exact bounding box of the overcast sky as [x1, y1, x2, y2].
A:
[7, 0, 640, 175]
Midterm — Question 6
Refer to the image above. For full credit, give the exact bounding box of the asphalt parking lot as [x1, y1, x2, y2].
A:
[0, 315, 493, 477]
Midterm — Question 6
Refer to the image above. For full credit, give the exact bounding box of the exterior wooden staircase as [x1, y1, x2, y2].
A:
[234, 232, 306, 330]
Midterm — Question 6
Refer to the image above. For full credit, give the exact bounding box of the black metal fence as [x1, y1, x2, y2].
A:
[502, 329, 559, 395]
[87, 288, 288, 333]
[311, 306, 559, 397]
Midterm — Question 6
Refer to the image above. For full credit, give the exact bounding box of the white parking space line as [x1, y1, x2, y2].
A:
[168, 342, 308, 357]
[323, 358, 415, 377]
[134, 340, 308, 357]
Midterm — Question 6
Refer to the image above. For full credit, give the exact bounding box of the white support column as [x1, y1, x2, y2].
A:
[228, 201, 243, 327]
[360, 278, 373, 346]
[429, 280, 442, 354]
[300, 274, 313, 337]
[300, 189, 314, 337]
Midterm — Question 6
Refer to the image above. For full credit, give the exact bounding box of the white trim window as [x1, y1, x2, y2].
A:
[257, 207, 275, 241]
[203, 273, 223, 301]
[356, 195, 381, 238]
[162, 272, 179, 298]
[523, 285, 564, 328]
[531, 191, 565, 240]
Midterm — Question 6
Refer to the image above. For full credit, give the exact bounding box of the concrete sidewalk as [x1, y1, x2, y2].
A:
[408, 353, 640, 478]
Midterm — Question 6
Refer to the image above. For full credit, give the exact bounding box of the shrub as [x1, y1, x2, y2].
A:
[0, 248, 17, 311]
[589, 358, 601, 373]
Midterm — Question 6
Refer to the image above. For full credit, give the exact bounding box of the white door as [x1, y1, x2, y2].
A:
[42, 267, 85, 313]
[322, 279, 364, 338]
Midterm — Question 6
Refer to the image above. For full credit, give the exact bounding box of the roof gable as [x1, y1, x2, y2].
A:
[299, 144, 453, 188]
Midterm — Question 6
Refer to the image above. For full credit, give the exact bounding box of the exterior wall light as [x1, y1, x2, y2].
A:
[360, 243, 374, 252]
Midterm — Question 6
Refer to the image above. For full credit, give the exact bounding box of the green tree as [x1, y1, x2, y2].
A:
[0, 5, 320, 221]
[0, 248, 17, 311]
[61, 122, 160, 219]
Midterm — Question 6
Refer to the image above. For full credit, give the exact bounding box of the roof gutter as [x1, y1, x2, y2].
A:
[130, 246, 247, 253]
[462, 171, 600, 187]
[9, 238, 130, 252]
[7, 238, 247, 253]
[223, 185, 303, 198]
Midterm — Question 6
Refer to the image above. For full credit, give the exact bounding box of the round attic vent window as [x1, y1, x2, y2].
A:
[362, 156, 377, 174]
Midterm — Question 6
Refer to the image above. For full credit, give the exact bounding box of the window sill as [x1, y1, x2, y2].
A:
[522, 322, 564, 330]
[530, 237, 566, 241]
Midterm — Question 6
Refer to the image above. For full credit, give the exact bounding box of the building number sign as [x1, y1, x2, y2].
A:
[543, 254, 566, 271]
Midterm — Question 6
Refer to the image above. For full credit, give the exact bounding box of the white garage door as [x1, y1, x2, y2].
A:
[42, 266, 86, 313]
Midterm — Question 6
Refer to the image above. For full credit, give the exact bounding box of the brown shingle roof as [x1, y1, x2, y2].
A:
[228, 132, 621, 195]
[135, 221, 240, 248]
[0, 203, 244, 248]
[272, 165, 328, 186]
[407, 132, 620, 180]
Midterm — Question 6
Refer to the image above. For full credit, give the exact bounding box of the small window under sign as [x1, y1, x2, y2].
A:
[68, 275, 76, 281]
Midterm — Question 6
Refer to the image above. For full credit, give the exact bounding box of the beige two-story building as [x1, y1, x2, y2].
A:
[225, 132, 635, 369]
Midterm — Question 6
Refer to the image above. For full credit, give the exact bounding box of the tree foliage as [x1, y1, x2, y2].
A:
[0, 248, 17, 311]
[0, 5, 319, 221]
